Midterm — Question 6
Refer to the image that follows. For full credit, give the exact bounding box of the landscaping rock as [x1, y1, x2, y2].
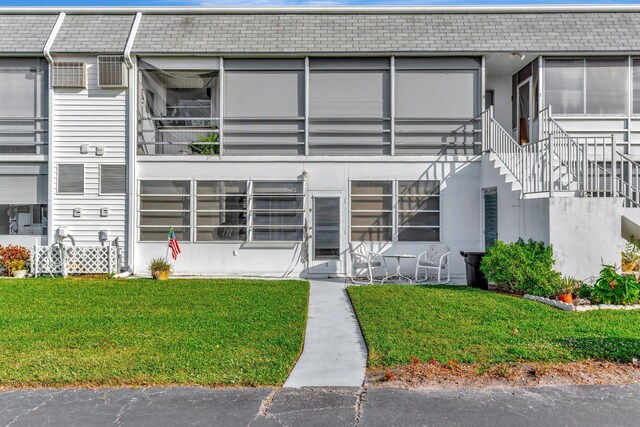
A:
[573, 298, 591, 306]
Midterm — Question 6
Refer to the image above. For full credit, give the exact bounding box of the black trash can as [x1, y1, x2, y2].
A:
[460, 251, 488, 290]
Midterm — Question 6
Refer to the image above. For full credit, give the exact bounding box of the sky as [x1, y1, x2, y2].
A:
[2, 0, 640, 7]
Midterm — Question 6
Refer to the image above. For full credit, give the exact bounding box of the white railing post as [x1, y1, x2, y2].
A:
[611, 135, 617, 196]
[32, 240, 38, 277]
[548, 135, 554, 197]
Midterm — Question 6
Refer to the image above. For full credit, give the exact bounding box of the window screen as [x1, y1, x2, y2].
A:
[139, 180, 190, 241]
[100, 164, 126, 194]
[545, 58, 628, 115]
[545, 59, 585, 114]
[394, 60, 480, 155]
[224, 59, 305, 155]
[309, 58, 391, 155]
[585, 59, 627, 114]
[58, 164, 84, 194]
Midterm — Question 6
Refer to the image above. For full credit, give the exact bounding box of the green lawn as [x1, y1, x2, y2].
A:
[0, 278, 309, 387]
[347, 285, 640, 367]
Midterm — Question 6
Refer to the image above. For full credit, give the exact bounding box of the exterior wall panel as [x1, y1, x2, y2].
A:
[51, 56, 128, 261]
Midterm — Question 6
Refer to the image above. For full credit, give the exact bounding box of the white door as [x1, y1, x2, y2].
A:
[308, 193, 344, 275]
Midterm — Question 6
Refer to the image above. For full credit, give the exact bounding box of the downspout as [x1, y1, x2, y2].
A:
[43, 12, 65, 246]
[124, 12, 142, 273]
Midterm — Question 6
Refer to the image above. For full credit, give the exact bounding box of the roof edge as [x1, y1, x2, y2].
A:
[3, 5, 640, 15]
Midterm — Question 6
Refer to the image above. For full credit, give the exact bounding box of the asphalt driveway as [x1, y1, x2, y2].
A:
[2, 384, 640, 427]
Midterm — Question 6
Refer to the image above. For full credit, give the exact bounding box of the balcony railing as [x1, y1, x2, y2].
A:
[0, 117, 48, 156]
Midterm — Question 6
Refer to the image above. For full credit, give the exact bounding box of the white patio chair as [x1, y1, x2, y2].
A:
[349, 243, 388, 285]
[415, 244, 451, 284]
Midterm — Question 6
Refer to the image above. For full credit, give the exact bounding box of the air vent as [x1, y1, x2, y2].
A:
[52, 62, 87, 88]
[97, 55, 128, 88]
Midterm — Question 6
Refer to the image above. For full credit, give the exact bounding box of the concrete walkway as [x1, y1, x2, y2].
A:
[283, 279, 367, 388]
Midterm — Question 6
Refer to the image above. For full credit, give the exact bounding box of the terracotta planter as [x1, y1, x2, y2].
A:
[11, 270, 27, 279]
[152, 270, 170, 281]
[557, 293, 573, 304]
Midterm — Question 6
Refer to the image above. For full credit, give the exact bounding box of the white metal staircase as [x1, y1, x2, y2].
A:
[481, 105, 640, 208]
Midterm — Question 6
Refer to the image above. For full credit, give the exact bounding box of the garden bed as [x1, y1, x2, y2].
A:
[524, 294, 640, 312]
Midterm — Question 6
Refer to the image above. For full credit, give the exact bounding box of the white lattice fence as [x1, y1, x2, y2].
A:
[32, 245, 120, 276]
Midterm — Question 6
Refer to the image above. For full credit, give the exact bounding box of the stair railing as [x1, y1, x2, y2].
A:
[617, 152, 640, 208]
[481, 106, 524, 186]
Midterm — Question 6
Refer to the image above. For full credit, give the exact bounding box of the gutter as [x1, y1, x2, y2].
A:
[4, 5, 640, 14]
[43, 12, 64, 63]
[124, 12, 142, 69]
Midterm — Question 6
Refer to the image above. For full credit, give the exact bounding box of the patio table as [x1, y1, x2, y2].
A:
[381, 254, 416, 284]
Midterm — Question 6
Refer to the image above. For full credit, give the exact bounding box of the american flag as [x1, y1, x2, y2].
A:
[168, 227, 181, 260]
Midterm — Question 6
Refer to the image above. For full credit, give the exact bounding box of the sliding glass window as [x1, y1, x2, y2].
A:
[545, 58, 627, 115]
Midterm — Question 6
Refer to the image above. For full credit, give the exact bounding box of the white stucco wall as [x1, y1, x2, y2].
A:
[134, 157, 483, 278]
[548, 197, 623, 280]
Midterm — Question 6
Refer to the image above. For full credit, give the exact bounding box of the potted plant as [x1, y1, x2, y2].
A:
[0, 245, 30, 277]
[621, 237, 640, 273]
[188, 128, 219, 155]
[7, 260, 27, 278]
[149, 257, 172, 281]
[556, 276, 576, 304]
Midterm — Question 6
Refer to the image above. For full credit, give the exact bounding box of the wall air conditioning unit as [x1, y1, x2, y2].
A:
[52, 62, 87, 88]
[97, 55, 128, 88]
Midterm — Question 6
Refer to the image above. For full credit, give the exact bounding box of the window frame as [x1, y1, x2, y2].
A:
[57, 164, 85, 195]
[99, 164, 126, 196]
[248, 180, 306, 243]
[349, 179, 441, 243]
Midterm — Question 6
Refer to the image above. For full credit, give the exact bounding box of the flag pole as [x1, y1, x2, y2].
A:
[165, 227, 171, 260]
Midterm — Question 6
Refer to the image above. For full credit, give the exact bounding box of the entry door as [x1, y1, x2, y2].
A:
[310, 195, 343, 275]
[484, 188, 498, 250]
[517, 79, 531, 144]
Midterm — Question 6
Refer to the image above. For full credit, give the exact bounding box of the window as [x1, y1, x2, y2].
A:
[309, 58, 391, 155]
[139, 181, 190, 242]
[58, 164, 84, 194]
[100, 164, 126, 194]
[224, 59, 305, 155]
[397, 181, 440, 242]
[350, 181, 393, 241]
[0, 204, 47, 235]
[0, 58, 48, 155]
[196, 181, 247, 241]
[545, 58, 627, 115]
[251, 181, 305, 241]
[138, 179, 305, 243]
[632, 59, 640, 114]
[350, 180, 440, 242]
[138, 60, 219, 155]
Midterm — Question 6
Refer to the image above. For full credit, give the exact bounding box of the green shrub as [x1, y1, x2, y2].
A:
[479, 238, 560, 297]
[591, 265, 640, 305]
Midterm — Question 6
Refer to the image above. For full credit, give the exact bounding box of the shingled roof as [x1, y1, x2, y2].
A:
[132, 12, 640, 54]
[0, 15, 57, 54]
[2, 9, 640, 55]
[52, 14, 135, 54]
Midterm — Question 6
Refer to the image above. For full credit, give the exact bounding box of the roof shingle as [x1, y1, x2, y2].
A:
[0, 15, 57, 54]
[52, 14, 134, 54]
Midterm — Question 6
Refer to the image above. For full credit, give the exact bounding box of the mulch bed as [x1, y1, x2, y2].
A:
[368, 359, 640, 389]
